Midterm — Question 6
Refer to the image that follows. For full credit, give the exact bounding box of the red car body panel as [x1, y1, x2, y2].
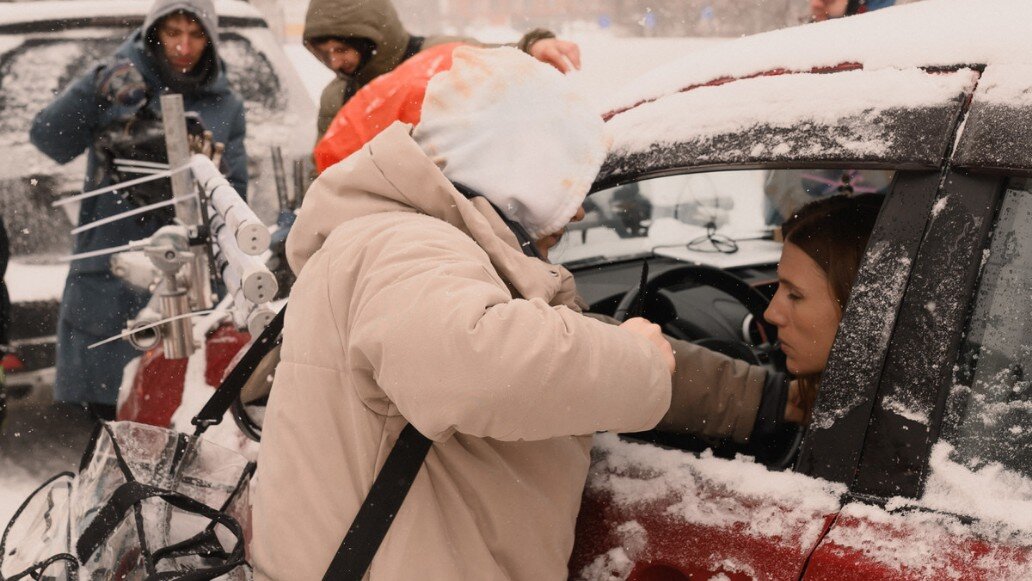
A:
[570, 489, 838, 580]
[803, 504, 1032, 580]
[117, 324, 250, 426]
[569, 436, 847, 580]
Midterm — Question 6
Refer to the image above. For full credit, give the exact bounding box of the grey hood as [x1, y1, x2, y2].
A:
[143, 0, 220, 61]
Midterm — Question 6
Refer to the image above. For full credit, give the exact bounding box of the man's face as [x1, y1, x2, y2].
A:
[157, 13, 208, 73]
[309, 38, 363, 77]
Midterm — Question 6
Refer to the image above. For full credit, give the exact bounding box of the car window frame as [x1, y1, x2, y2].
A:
[590, 63, 978, 484]
[582, 163, 942, 482]
[850, 170, 1008, 499]
[794, 170, 945, 482]
[595, 65, 975, 195]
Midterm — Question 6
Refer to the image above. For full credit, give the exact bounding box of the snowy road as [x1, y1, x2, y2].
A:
[0, 33, 721, 527]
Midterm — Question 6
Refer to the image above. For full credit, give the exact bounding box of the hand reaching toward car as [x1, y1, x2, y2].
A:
[620, 317, 676, 375]
[528, 37, 581, 73]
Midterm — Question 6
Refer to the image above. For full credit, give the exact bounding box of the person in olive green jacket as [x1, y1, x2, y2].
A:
[302, 0, 581, 138]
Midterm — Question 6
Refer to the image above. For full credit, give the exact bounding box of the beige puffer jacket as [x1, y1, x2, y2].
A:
[250, 123, 675, 580]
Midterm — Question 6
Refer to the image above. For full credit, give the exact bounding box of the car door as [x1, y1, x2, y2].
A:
[569, 61, 976, 580]
[803, 63, 1032, 580]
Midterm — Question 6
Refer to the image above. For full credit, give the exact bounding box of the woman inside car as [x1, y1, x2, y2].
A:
[656, 191, 885, 444]
[766, 192, 884, 423]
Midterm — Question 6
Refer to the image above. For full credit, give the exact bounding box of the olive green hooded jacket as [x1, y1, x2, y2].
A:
[303, 0, 476, 137]
[303, 0, 551, 138]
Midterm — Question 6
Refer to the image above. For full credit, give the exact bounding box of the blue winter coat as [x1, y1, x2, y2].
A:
[30, 30, 247, 273]
[29, 2, 247, 405]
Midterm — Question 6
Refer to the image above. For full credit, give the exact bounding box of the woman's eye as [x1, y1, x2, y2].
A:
[788, 292, 802, 302]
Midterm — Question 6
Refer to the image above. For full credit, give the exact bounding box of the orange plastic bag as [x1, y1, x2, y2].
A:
[314, 42, 463, 173]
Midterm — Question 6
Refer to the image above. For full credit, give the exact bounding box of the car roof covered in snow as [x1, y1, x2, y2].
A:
[595, 0, 1032, 188]
[0, 0, 265, 31]
[604, 0, 1030, 116]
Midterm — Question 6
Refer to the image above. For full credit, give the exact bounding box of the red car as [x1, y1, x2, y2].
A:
[563, 0, 1032, 578]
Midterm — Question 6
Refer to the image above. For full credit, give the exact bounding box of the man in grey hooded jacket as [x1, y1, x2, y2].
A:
[29, 0, 247, 418]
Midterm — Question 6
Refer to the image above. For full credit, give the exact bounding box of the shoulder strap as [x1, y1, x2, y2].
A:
[322, 423, 432, 581]
[191, 304, 286, 435]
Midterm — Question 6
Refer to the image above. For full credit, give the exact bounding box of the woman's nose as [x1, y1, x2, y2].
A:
[764, 297, 785, 327]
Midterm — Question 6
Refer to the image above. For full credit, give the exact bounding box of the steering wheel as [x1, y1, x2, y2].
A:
[614, 263, 802, 469]
[615, 263, 779, 354]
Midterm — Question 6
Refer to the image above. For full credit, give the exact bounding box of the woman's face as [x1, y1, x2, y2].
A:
[764, 242, 843, 376]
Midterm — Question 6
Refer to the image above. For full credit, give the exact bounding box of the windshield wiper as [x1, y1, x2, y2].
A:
[623, 259, 650, 320]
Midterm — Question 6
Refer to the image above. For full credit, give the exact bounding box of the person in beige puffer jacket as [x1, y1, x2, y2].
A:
[251, 47, 781, 580]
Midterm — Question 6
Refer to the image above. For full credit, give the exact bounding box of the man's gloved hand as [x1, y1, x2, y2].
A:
[95, 60, 147, 115]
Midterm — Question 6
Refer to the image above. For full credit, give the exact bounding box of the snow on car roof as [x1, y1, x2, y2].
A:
[604, 0, 1029, 117]
[0, 0, 262, 27]
[607, 67, 977, 163]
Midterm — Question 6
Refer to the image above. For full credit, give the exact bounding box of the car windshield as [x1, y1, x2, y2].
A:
[551, 167, 894, 268]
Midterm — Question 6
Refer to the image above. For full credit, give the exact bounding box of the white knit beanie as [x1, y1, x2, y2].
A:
[412, 46, 608, 240]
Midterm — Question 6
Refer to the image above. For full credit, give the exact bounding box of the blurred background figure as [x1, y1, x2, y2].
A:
[29, 0, 247, 420]
[764, 169, 893, 225]
[303, 0, 582, 140]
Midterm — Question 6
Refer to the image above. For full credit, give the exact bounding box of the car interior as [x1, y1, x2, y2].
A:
[556, 167, 893, 469]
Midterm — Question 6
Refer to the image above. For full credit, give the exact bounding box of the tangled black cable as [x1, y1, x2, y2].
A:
[687, 221, 739, 254]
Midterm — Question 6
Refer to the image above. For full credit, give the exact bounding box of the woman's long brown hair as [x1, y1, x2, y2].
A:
[780, 192, 885, 422]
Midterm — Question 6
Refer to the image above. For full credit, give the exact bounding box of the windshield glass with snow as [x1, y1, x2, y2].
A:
[552, 167, 894, 268]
